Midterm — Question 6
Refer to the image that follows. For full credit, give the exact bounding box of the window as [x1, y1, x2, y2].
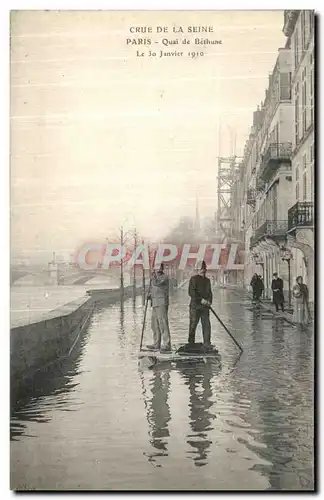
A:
[310, 143, 314, 162]
[309, 10, 315, 34]
[296, 182, 300, 201]
[272, 183, 278, 221]
[302, 68, 307, 133]
[301, 11, 306, 51]
[294, 30, 299, 69]
[310, 50, 314, 124]
[280, 73, 291, 100]
[295, 84, 300, 147]
[296, 164, 300, 181]
[310, 68, 314, 123]
[303, 171, 307, 200]
[303, 153, 307, 171]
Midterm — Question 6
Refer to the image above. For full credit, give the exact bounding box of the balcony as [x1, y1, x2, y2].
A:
[250, 219, 289, 248]
[288, 202, 314, 233]
[258, 142, 292, 183]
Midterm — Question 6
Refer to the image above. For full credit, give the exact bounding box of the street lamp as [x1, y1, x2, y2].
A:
[280, 246, 293, 309]
[252, 252, 264, 274]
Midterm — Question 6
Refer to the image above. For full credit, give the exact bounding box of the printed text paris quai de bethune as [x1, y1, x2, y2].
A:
[126, 25, 223, 59]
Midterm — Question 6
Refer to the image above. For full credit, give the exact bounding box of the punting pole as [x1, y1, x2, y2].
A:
[139, 278, 152, 351]
[209, 306, 244, 353]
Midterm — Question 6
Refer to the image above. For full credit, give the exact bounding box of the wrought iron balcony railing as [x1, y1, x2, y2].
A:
[258, 142, 292, 183]
[257, 220, 288, 240]
[250, 219, 288, 248]
[249, 235, 259, 249]
[288, 202, 314, 232]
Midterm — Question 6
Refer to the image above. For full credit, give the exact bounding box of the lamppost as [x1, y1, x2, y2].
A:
[255, 255, 264, 279]
[280, 246, 293, 310]
[251, 252, 264, 279]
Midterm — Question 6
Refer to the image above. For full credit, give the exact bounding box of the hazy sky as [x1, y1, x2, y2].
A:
[10, 10, 286, 262]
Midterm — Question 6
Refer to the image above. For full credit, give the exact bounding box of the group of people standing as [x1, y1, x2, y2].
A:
[250, 271, 311, 325]
[250, 274, 264, 303]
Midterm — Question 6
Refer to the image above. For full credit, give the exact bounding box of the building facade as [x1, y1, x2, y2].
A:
[283, 10, 315, 304]
[243, 46, 294, 300]
[232, 10, 315, 307]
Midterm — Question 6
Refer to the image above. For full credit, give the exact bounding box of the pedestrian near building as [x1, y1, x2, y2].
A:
[147, 263, 171, 352]
[250, 273, 258, 301]
[292, 276, 311, 325]
[271, 272, 285, 313]
[255, 275, 264, 302]
[250, 273, 264, 303]
[188, 260, 212, 346]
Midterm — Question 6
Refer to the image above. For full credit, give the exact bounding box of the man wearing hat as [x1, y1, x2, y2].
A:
[147, 263, 171, 352]
[188, 260, 213, 345]
[271, 272, 285, 312]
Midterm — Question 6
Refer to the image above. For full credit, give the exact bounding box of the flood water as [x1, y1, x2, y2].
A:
[10, 288, 314, 491]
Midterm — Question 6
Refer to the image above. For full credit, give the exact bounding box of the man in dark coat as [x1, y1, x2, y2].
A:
[250, 273, 258, 301]
[188, 260, 212, 345]
[255, 275, 264, 301]
[271, 272, 285, 312]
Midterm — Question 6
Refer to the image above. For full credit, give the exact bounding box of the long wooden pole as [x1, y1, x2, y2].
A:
[139, 278, 152, 351]
[209, 306, 244, 353]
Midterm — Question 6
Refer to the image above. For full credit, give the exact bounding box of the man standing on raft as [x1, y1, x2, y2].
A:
[147, 263, 171, 352]
[188, 260, 212, 346]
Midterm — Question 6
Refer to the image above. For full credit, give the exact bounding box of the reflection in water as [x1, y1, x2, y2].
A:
[142, 366, 171, 466]
[11, 324, 91, 441]
[141, 359, 222, 469]
[271, 319, 285, 358]
[178, 360, 219, 467]
[120, 300, 125, 334]
[295, 328, 313, 381]
[132, 294, 137, 313]
[230, 313, 314, 490]
[10, 290, 314, 490]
